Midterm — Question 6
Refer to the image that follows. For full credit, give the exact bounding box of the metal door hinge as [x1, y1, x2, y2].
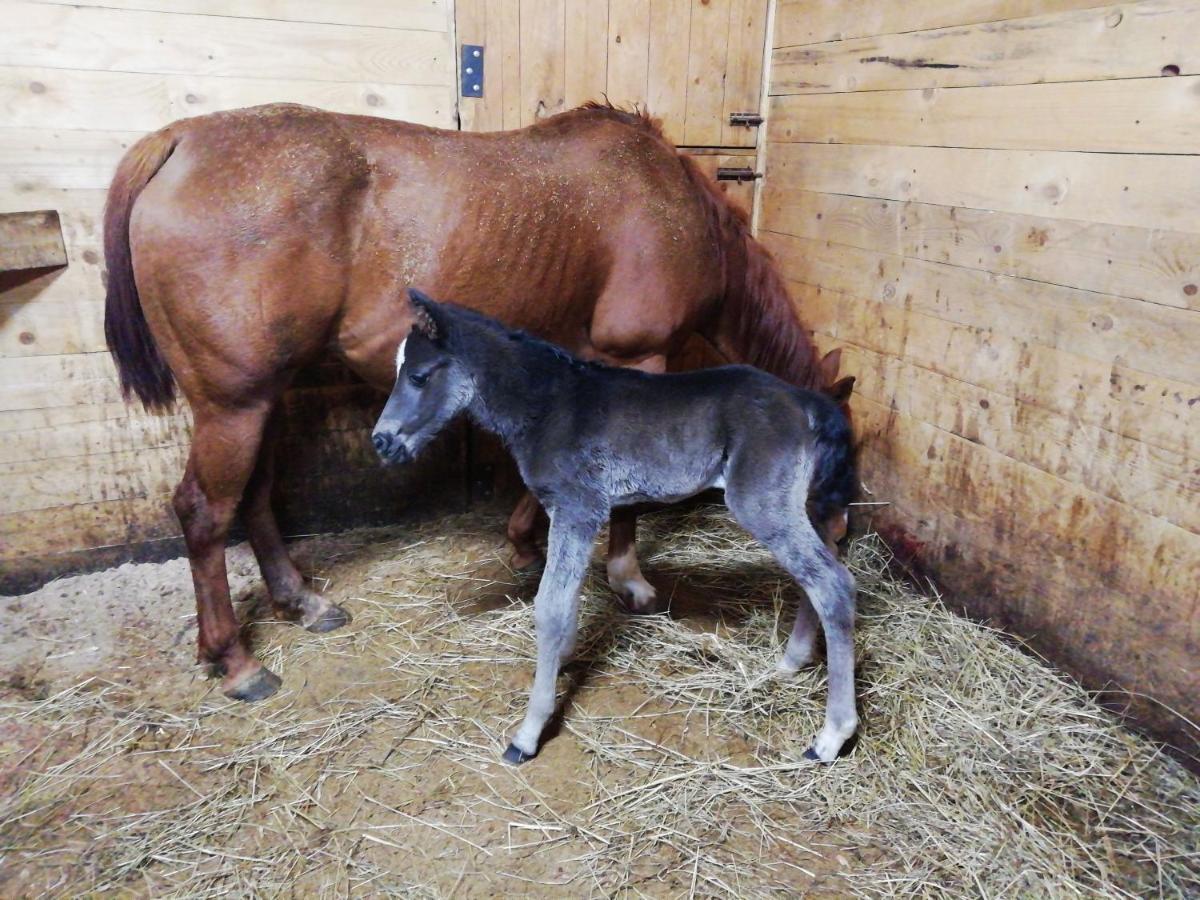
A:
[716, 167, 762, 182]
[728, 112, 763, 127]
[461, 45, 484, 97]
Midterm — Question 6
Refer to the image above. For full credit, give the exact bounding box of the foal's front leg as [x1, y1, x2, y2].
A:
[504, 513, 602, 764]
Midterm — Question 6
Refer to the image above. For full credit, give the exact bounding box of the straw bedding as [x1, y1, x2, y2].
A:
[1, 505, 1197, 897]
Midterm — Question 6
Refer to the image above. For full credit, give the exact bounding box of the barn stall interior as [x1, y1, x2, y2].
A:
[1, 0, 1198, 896]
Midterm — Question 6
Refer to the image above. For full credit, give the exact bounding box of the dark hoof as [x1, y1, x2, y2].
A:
[305, 603, 351, 634]
[510, 550, 545, 573]
[224, 666, 282, 702]
[502, 743, 536, 765]
[803, 747, 824, 763]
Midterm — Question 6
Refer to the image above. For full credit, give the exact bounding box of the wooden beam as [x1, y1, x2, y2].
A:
[0, 209, 67, 272]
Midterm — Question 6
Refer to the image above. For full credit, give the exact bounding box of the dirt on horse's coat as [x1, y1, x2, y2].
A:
[103, 102, 851, 699]
[374, 291, 859, 763]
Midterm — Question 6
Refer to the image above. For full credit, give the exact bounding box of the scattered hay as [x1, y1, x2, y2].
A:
[1, 505, 1197, 897]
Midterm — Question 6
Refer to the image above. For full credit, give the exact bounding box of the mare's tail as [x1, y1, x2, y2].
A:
[103, 127, 179, 411]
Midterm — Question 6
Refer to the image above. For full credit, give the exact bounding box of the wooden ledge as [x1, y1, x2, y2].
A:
[0, 210, 68, 273]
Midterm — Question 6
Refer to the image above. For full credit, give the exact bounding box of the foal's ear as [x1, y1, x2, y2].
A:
[827, 376, 856, 405]
[406, 288, 442, 342]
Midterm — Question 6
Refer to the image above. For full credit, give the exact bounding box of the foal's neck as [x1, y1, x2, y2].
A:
[464, 332, 573, 454]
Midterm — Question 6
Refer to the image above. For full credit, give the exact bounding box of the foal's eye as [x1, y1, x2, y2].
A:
[408, 371, 429, 388]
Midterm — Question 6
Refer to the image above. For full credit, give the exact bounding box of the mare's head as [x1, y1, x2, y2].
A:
[372, 289, 475, 464]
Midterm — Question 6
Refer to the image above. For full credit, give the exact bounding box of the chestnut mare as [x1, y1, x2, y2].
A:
[104, 102, 851, 701]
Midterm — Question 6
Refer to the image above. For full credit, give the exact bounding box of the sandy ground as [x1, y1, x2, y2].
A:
[1, 506, 1197, 897]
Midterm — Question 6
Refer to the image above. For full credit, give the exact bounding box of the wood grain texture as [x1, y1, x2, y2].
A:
[565, 0, 609, 107]
[772, 1, 1199, 94]
[519, 0, 567, 124]
[765, 141, 1200, 236]
[769, 74, 1200, 153]
[720, 0, 769, 146]
[26, 0, 452, 31]
[647, 0, 691, 144]
[764, 0, 1200, 760]
[683, 0, 731, 145]
[0, 66, 456, 132]
[773, 0, 1112, 48]
[1, 1, 452, 86]
[761, 189, 1200, 312]
[0, 210, 66, 271]
[606, 0, 650, 107]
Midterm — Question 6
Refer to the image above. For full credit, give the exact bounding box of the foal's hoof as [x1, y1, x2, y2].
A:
[305, 603, 352, 634]
[502, 743, 537, 765]
[224, 665, 282, 702]
[802, 747, 826, 763]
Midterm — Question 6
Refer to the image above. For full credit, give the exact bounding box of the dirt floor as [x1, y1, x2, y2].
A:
[1, 505, 1197, 898]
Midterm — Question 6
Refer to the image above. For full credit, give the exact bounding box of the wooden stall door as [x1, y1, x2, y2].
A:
[455, 0, 771, 216]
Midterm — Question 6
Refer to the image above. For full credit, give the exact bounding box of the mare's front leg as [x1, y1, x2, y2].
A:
[242, 406, 351, 632]
[504, 511, 603, 764]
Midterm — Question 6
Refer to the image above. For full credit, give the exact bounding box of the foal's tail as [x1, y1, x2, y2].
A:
[103, 127, 179, 411]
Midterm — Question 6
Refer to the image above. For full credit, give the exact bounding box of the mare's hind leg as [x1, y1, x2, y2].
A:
[507, 491, 547, 570]
[175, 402, 281, 700]
[505, 510, 603, 763]
[726, 482, 858, 762]
[242, 406, 351, 632]
[607, 507, 658, 612]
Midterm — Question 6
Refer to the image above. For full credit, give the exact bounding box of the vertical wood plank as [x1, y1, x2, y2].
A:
[564, 0, 609, 108]
[606, 0, 651, 107]
[684, 0, 731, 145]
[720, 0, 767, 147]
[647, 0, 691, 143]
[496, 0, 523, 128]
[519, 0, 566, 124]
[456, 0, 490, 130]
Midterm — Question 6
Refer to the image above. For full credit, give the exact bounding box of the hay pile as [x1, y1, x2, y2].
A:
[1, 505, 1197, 897]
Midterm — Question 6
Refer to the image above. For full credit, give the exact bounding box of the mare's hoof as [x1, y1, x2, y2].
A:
[306, 603, 352, 634]
[502, 743, 536, 765]
[510, 550, 545, 573]
[224, 666, 282, 702]
[802, 747, 825, 763]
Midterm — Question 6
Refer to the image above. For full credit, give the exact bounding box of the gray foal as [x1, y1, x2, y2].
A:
[373, 290, 859, 764]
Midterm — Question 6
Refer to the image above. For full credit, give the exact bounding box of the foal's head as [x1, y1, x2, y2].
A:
[372, 289, 474, 464]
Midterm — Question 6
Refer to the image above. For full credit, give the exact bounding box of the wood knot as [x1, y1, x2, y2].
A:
[1184, 283, 1198, 297]
[19, 332, 35, 345]
[366, 93, 383, 107]
[1105, 11, 1122, 27]
[1161, 64, 1181, 76]
[185, 93, 201, 104]
[82, 249, 99, 265]
[29, 81, 45, 94]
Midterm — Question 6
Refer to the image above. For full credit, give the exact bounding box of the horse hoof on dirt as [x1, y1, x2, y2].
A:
[502, 743, 536, 765]
[305, 603, 352, 634]
[224, 665, 282, 702]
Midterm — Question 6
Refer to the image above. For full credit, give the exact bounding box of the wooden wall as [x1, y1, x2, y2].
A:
[0, 0, 460, 592]
[454, 0, 772, 215]
[760, 0, 1200, 755]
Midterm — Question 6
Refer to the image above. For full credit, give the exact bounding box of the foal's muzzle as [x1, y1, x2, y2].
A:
[371, 430, 411, 465]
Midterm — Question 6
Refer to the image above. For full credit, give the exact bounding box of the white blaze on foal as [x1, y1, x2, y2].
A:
[395, 337, 407, 374]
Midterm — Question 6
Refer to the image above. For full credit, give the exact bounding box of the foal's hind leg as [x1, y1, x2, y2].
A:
[727, 487, 858, 762]
[175, 402, 281, 700]
[242, 406, 351, 632]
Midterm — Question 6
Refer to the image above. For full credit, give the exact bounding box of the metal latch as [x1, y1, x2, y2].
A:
[461, 45, 484, 97]
[728, 112, 763, 127]
[716, 167, 762, 182]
